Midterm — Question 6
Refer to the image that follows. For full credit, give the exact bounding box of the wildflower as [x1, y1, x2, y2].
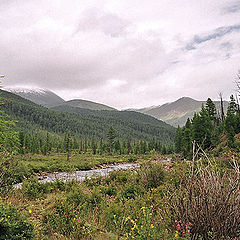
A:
[175, 231, 179, 238]
[150, 224, 154, 229]
[29, 210, 32, 214]
[46, 215, 49, 219]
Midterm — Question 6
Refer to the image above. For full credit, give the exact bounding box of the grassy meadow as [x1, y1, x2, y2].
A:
[1, 151, 239, 240]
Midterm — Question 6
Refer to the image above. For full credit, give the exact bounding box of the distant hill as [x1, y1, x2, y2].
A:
[56, 99, 116, 111]
[0, 90, 175, 143]
[5, 87, 116, 111]
[130, 97, 229, 127]
[5, 87, 65, 108]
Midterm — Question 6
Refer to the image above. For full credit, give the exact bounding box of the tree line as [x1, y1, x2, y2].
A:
[175, 94, 240, 158]
[17, 126, 174, 156]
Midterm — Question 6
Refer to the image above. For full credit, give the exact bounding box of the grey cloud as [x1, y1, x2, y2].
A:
[221, 1, 240, 14]
[1, 0, 240, 108]
[1, 27, 170, 92]
[76, 8, 131, 37]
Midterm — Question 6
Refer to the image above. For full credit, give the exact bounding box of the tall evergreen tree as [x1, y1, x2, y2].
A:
[64, 132, 71, 161]
[228, 95, 238, 115]
[205, 98, 216, 122]
[225, 109, 236, 148]
[107, 126, 116, 154]
[182, 118, 192, 157]
[174, 126, 182, 153]
[192, 105, 212, 149]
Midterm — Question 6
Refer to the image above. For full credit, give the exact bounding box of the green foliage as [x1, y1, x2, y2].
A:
[192, 105, 212, 149]
[174, 126, 182, 153]
[174, 95, 240, 156]
[138, 162, 165, 190]
[206, 97, 217, 122]
[0, 111, 20, 193]
[107, 126, 116, 154]
[21, 177, 65, 199]
[0, 201, 34, 240]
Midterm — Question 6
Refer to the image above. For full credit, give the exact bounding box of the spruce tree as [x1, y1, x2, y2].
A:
[192, 105, 212, 149]
[107, 126, 116, 154]
[228, 95, 237, 115]
[182, 118, 192, 158]
[205, 98, 216, 122]
[174, 126, 182, 153]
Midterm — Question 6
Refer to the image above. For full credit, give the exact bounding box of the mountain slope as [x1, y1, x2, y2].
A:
[132, 97, 229, 127]
[0, 90, 175, 143]
[5, 87, 65, 108]
[57, 99, 116, 111]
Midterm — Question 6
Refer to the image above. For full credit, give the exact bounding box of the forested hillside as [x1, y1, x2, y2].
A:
[0, 90, 175, 143]
[55, 99, 116, 111]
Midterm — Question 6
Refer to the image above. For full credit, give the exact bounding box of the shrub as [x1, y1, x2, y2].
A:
[127, 156, 137, 163]
[66, 185, 88, 206]
[21, 176, 44, 199]
[168, 163, 240, 239]
[100, 184, 117, 197]
[108, 170, 133, 184]
[0, 200, 34, 239]
[121, 185, 143, 200]
[138, 162, 165, 190]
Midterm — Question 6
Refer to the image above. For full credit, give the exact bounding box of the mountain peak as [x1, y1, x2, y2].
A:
[4, 87, 47, 95]
[176, 96, 197, 102]
[4, 87, 65, 108]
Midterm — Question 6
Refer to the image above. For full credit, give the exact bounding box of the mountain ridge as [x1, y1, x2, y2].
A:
[5, 87, 229, 127]
[0, 89, 175, 143]
[130, 97, 229, 127]
[55, 99, 116, 111]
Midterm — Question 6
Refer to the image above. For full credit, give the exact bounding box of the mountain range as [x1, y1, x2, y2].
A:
[129, 97, 229, 127]
[5, 87, 229, 127]
[0, 89, 175, 143]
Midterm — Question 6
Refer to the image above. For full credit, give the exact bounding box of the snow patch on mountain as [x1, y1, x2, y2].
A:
[4, 87, 47, 95]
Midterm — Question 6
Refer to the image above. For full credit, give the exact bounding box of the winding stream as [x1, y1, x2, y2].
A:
[14, 163, 140, 189]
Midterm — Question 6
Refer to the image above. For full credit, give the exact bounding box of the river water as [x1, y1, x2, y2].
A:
[14, 163, 140, 189]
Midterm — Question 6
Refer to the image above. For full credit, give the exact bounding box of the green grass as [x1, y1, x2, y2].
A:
[17, 152, 153, 174]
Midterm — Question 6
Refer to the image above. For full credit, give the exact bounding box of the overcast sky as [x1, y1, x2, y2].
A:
[1, 0, 240, 109]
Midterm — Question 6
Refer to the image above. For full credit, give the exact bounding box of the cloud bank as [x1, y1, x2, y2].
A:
[1, 0, 239, 108]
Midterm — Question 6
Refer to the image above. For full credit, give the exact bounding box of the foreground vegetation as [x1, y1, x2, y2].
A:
[1, 153, 239, 240]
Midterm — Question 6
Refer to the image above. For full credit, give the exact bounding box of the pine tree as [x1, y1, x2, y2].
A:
[228, 95, 237, 115]
[107, 126, 116, 154]
[192, 105, 212, 149]
[205, 98, 216, 122]
[174, 126, 182, 153]
[64, 132, 71, 161]
[225, 110, 236, 148]
[18, 131, 24, 154]
[182, 119, 192, 158]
